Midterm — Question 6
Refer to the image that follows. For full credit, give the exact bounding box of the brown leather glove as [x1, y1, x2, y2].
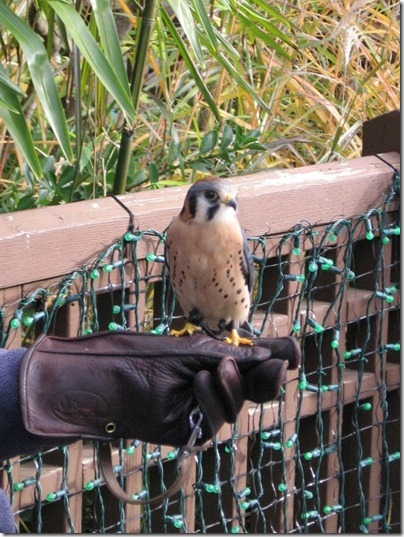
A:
[20, 331, 300, 448]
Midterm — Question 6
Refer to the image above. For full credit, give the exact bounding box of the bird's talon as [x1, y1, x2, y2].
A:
[170, 322, 201, 337]
[225, 329, 254, 347]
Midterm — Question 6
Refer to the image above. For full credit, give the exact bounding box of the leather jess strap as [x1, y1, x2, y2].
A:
[99, 408, 205, 505]
[99, 442, 194, 505]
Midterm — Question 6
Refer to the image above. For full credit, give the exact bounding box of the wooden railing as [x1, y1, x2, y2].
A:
[0, 146, 400, 533]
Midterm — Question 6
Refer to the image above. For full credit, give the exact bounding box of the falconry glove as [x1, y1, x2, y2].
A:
[20, 331, 300, 446]
[20, 331, 300, 503]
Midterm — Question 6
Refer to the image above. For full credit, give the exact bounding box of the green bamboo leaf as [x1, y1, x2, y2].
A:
[47, 0, 136, 126]
[218, 53, 270, 112]
[0, 68, 25, 97]
[90, 0, 128, 85]
[161, 6, 220, 122]
[194, 35, 270, 114]
[220, 124, 234, 151]
[0, 0, 73, 163]
[236, 9, 294, 55]
[237, 12, 292, 59]
[194, 25, 239, 64]
[188, 0, 218, 51]
[0, 96, 19, 113]
[200, 130, 219, 154]
[249, 0, 294, 31]
[165, 0, 205, 68]
[0, 68, 42, 180]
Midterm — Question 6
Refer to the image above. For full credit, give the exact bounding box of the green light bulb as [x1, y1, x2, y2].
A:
[23, 316, 34, 327]
[365, 230, 374, 240]
[10, 318, 20, 329]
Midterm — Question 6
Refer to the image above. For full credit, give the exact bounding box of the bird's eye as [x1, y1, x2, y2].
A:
[204, 190, 218, 201]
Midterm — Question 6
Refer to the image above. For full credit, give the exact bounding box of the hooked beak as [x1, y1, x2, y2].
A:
[223, 194, 237, 211]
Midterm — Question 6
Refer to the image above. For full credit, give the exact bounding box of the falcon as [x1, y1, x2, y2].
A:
[165, 178, 254, 346]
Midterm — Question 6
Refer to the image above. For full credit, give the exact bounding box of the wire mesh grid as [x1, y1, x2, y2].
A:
[0, 183, 400, 533]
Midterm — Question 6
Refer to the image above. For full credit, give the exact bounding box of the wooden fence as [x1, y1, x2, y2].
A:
[0, 122, 400, 532]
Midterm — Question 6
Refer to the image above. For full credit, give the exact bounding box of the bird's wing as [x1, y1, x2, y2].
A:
[241, 229, 254, 293]
[164, 220, 174, 272]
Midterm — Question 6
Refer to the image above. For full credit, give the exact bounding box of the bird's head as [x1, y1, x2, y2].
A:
[180, 178, 238, 224]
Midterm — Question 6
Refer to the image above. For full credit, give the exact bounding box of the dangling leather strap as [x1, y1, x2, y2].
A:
[99, 408, 204, 505]
[99, 442, 193, 505]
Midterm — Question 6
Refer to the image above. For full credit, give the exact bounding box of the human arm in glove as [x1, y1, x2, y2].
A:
[1, 331, 300, 460]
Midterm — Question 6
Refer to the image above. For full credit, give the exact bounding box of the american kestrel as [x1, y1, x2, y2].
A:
[165, 178, 254, 346]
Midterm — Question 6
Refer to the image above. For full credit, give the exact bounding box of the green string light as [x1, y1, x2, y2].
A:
[292, 234, 302, 256]
[195, 482, 220, 493]
[90, 268, 100, 279]
[285, 434, 298, 448]
[364, 514, 384, 525]
[292, 322, 301, 333]
[46, 490, 66, 502]
[331, 330, 340, 348]
[241, 499, 259, 510]
[303, 448, 322, 460]
[125, 439, 141, 455]
[376, 291, 394, 303]
[263, 442, 282, 450]
[85, 479, 101, 491]
[359, 457, 374, 468]
[235, 487, 251, 499]
[364, 217, 374, 240]
[164, 515, 184, 529]
[308, 261, 318, 272]
[166, 449, 178, 460]
[307, 317, 325, 333]
[108, 321, 125, 331]
[301, 510, 319, 520]
[131, 490, 148, 501]
[13, 477, 36, 492]
[344, 348, 362, 360]
[323, 504, 342, 514]
[388, 452, 400, 462]
[149, 323, 166, 335]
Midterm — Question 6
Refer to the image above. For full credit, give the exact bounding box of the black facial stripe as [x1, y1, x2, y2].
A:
[207, 203, 220, 221]
[187, 194, 198, 219]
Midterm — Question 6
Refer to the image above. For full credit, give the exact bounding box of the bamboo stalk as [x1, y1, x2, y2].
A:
[113, 0, 158, 195]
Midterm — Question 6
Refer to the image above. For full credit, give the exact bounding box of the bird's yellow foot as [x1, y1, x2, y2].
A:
[170, 322, 202, 337]
[225, 328, 254, 347]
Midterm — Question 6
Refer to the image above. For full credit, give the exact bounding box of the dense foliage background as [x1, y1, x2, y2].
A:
[0, 0, 400, 212]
